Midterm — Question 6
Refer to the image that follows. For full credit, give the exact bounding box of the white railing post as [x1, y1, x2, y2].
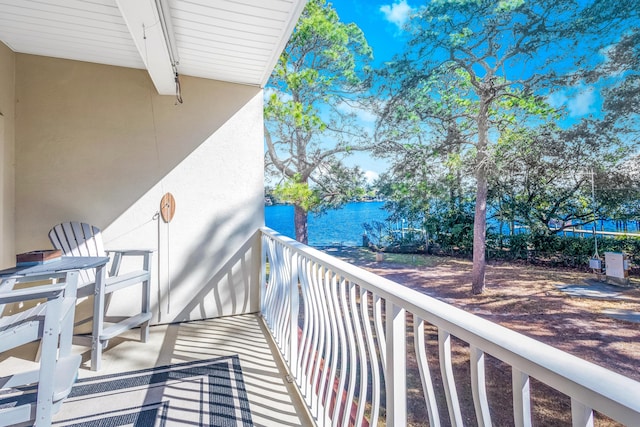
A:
[386, 302, 406, 426]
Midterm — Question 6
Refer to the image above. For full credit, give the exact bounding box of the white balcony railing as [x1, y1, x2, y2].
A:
[259, 227, 640, 427]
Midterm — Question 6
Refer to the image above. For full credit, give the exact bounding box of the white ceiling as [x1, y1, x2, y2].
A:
[0, 0, 306, 94]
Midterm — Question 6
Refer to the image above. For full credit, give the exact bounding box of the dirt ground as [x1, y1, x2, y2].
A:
[321, 247, 640, 426]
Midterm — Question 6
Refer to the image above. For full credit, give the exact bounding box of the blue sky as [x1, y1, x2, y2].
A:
[331, 0, 416, 181]
[333, 0, 413, 66]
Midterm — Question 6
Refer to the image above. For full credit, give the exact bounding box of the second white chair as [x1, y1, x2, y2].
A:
[49, 222, 153, 371]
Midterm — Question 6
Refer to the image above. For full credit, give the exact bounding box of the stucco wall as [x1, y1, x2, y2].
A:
[0, 42, 15, 269]
[14, 54, 264, 323]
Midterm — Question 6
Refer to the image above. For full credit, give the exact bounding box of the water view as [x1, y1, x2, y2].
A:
[265, 201, 388, 246]
[266, 201, 640, 247]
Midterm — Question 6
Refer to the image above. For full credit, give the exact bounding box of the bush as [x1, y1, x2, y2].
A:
[492, 232, 640, 269]
[366, 218, 640, 270]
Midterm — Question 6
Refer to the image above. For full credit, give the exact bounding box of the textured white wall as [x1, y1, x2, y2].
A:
[0, 42, 15, 269]
[14, 54, 264, 323]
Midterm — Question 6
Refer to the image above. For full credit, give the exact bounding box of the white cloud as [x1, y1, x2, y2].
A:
[547, 86, 597, 117]
[380, 1, 414, 29]
[364, 170, 379, 184]
[567, 87, 596, 116]
[547, 91, 568, 108]
[355, 109, 377, 124]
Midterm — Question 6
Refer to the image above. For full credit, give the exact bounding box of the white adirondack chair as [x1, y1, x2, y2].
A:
[49, 222, 153, 371]
[0, 271, 81, 426]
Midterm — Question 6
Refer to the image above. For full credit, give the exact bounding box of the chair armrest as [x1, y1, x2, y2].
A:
[104, 249, 153, 277]
[105, 249, 154, 256]
[0, 283, 67, 305]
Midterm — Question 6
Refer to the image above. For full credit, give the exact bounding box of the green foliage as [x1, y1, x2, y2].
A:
[362, 221, 391, 249]
[488, 233, 640, 268]
[313, 160, 367, 212]
[428, 208, 475, 255]
[273, 177, 321, 212]
[488, 121, 638, 236]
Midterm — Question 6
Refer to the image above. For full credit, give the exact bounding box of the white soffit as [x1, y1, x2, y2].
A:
[0, 0, 306, 94]
[0, 0, 144, 69]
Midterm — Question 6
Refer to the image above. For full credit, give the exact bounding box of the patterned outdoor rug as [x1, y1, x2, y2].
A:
[53, 355, 253, 426]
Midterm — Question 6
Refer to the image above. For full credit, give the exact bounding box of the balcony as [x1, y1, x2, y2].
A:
[2, 2, 637, 425]
[3, 227, 638, 426]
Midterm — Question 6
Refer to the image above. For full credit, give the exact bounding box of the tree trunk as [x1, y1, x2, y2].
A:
[294, 204, 309, 245]
[472, 168, 488, 294]
[471, 98, 490, 295]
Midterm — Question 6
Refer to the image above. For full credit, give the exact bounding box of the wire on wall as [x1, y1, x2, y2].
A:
[174, 71, 183, 104]
[160, 193, 176, 314]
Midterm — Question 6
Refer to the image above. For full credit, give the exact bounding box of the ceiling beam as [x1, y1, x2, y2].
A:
[115, 0, 177, 95]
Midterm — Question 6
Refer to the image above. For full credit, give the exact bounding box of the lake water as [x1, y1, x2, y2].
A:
[265, 201, 640, 246]
[265, 202, 388, 246]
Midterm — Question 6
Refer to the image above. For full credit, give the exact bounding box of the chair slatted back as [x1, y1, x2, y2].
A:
[49, 222, 105, 285]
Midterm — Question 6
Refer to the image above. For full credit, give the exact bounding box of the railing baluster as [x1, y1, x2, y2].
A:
[298, 257, 312, 401]
[263, 238, 275, 329]
[373, 294, 386, 378]
[316, 268, 335, 427]
[309, 263, 327, 419]
[305, 259, 321, 410]
[276, 246, 292, 358]
[350, 284, 368, 426]
[260, 234, 268, 316]
[571, 399, 594, 427]
[260, 236, 271, 326]
[414, 316, 440, 427]
[289, 251, 299, 380]
[470, 345, 492, 427]
[323, 273, 340, 424]
[340, 280, 358, 427]
[266, 239, 283, 335]
[439, 329, 463, 427]
[272, 242, 287, 346]
[512, 368, 531, 427]
[305, 261, 319, 417]
[330, 276, 349, 423]
[386, 302, 406, 426]
[361, 289, 382, 426]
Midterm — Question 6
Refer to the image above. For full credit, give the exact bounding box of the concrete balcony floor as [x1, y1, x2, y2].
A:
[0, 314, 313, 426]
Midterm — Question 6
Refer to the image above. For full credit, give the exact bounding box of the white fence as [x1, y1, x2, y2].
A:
[259, 227, 640, 426]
